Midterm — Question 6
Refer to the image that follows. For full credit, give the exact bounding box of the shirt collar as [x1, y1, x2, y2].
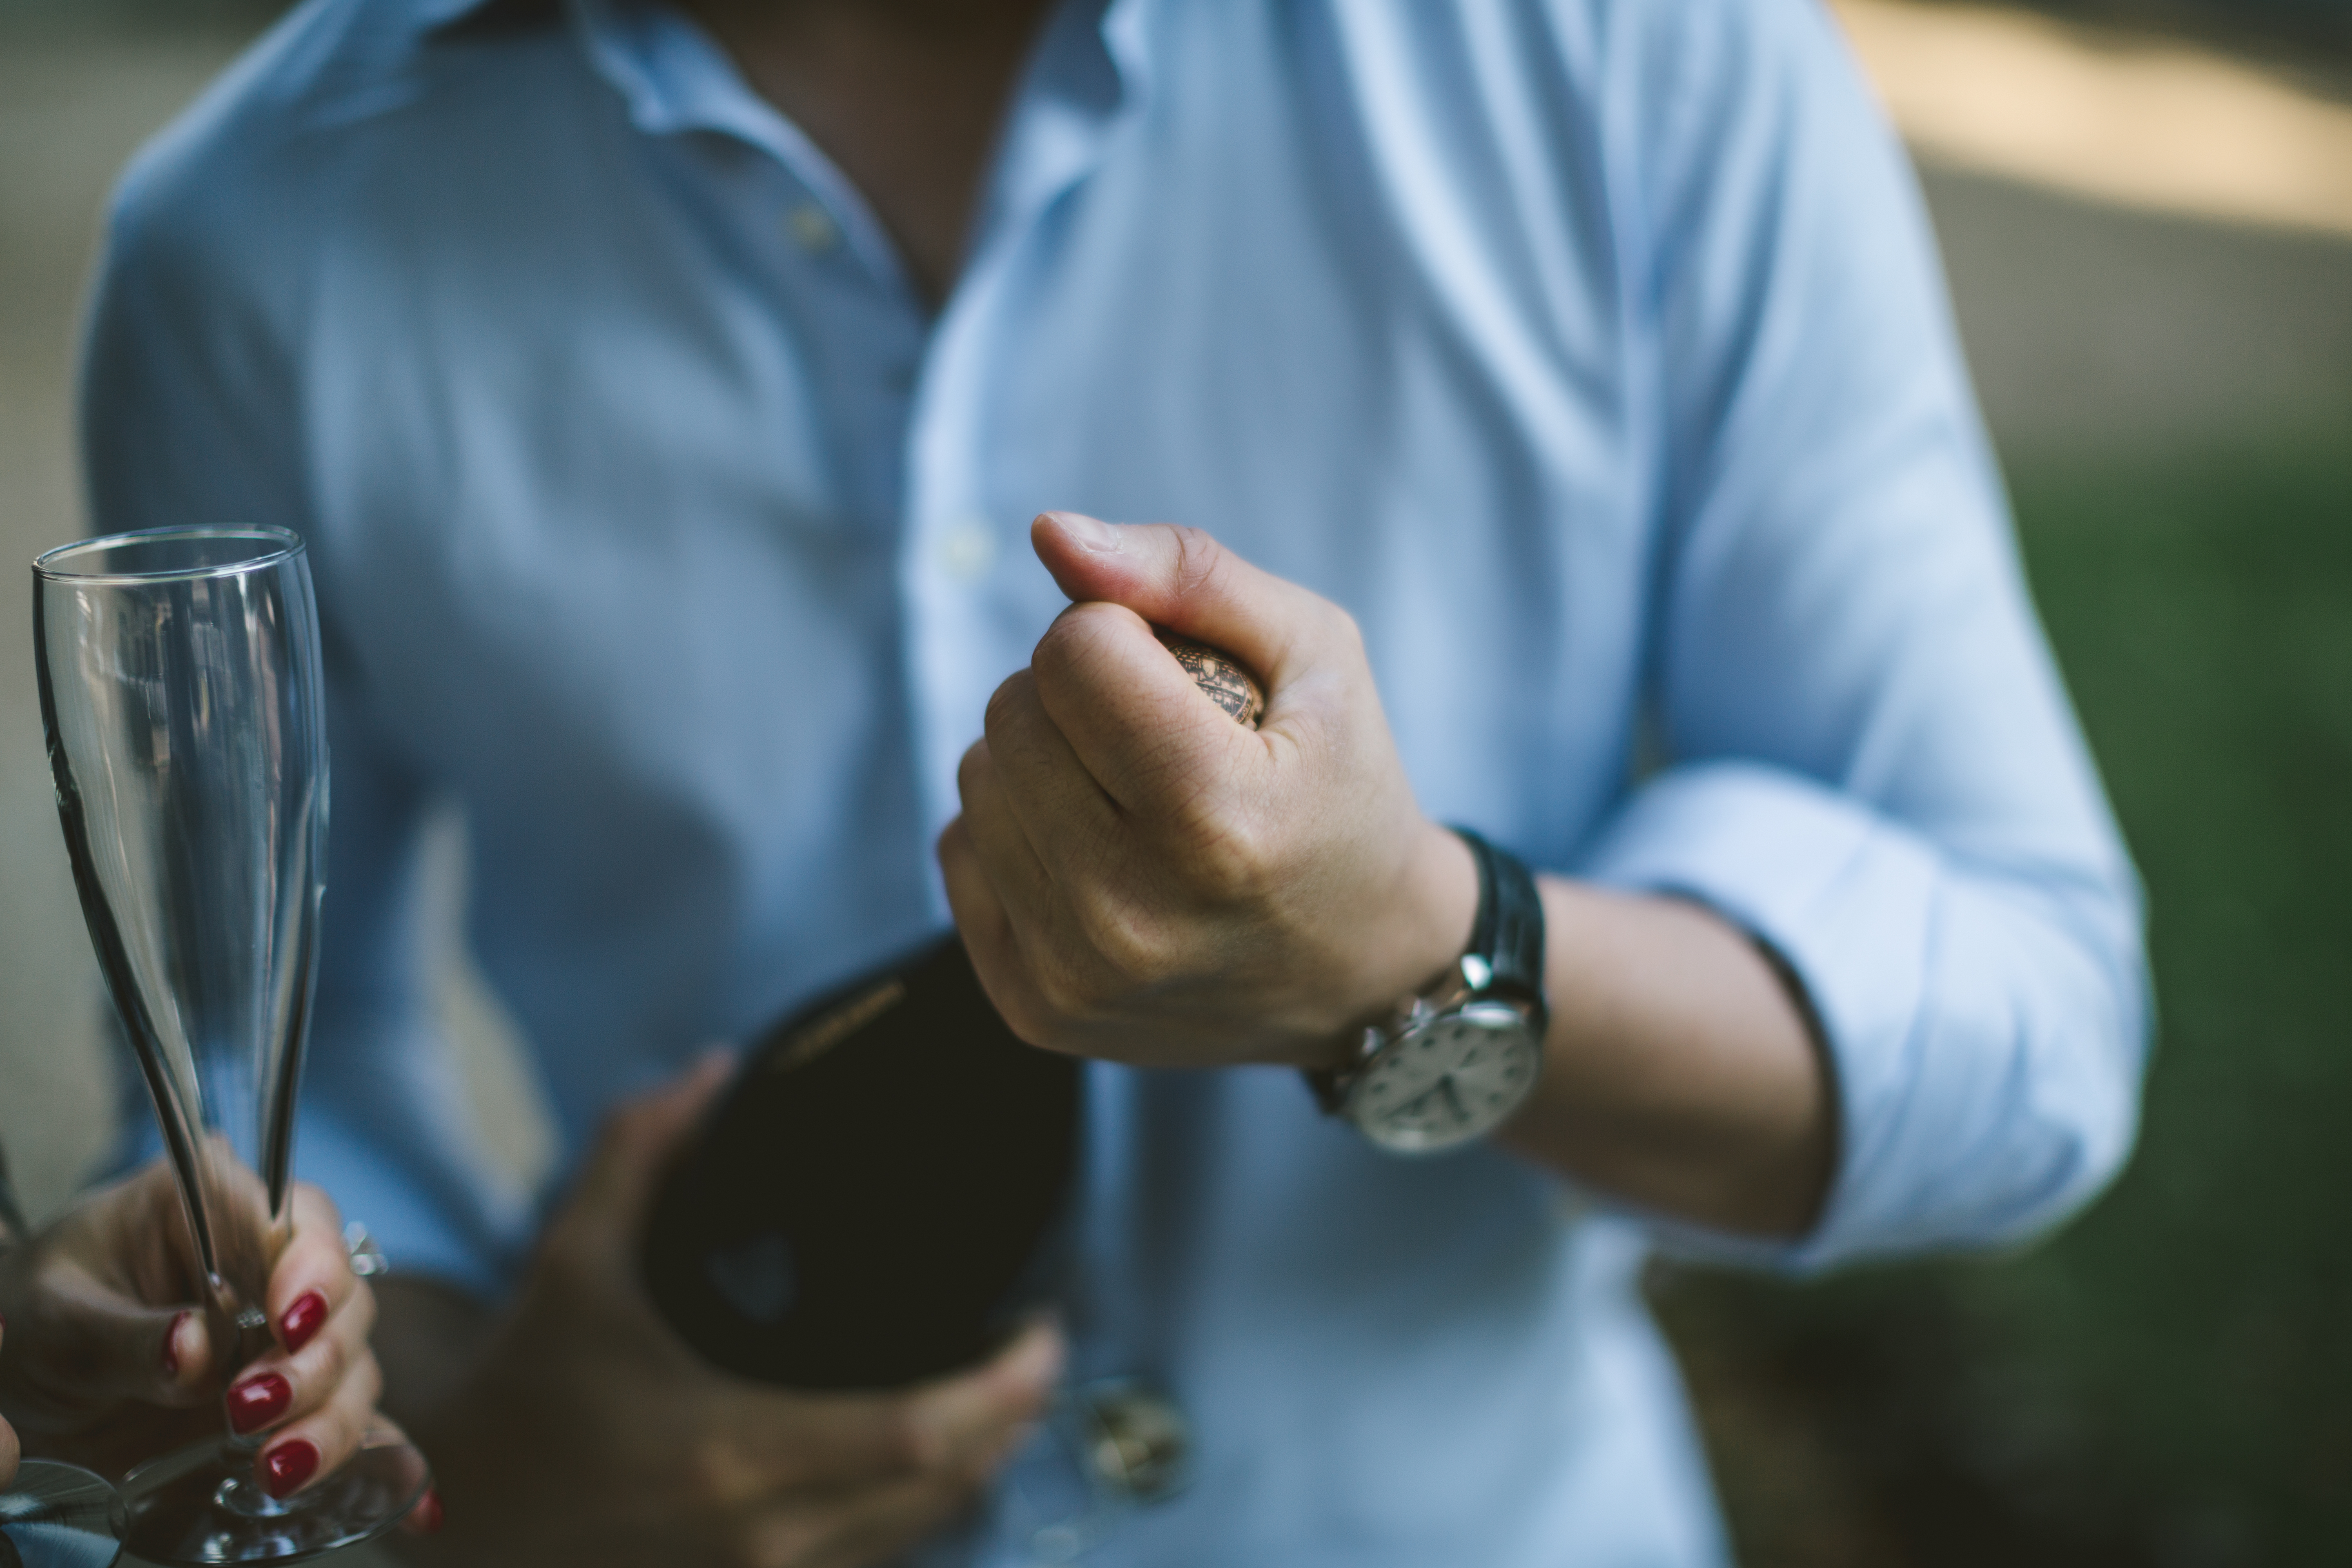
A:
[546, 0, 1152, 297]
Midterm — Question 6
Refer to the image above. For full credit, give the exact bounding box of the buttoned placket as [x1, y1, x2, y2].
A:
[567, 7, 1174, 1564]
[567, 0, 935, 505]
[898, 0, 1150, 874]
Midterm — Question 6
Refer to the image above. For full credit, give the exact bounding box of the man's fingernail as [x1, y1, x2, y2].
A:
[1047, 511, 1121, 553]
[226, 1372, 292, 1434]
[406, 1487, 444, 1535]
[261, 1437, 319, 1498]
[280, 1291, 327, 1354]
[162, 1310, 192, 1376]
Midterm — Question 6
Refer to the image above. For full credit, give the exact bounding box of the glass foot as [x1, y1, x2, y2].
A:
[0, 1459, 125, 1568]
[117, 1428, 427, 1565]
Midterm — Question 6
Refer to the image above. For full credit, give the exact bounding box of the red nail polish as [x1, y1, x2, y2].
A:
[162, 1310, 191, 1376]
[226, 1372, 292, 1434]
[408, 1488, 443, 1535]
[261, 1438, 319, 1499]
[279, 1291, 327, 1354]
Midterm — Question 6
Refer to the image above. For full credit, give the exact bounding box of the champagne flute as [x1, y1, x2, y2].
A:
[31, 526, 428, 1564]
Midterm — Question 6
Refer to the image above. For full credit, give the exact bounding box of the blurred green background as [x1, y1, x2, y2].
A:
[1, 2, 2347, 1564]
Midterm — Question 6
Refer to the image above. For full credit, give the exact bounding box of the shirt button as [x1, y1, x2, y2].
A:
[936, 517, 998, 583]
[785, 202, 838, 254]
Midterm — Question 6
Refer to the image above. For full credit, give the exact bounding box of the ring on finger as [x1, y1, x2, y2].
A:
[343, 1222, 390, 1279]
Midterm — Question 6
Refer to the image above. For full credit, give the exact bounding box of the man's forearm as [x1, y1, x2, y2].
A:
[1497, 878, 1838, 1240]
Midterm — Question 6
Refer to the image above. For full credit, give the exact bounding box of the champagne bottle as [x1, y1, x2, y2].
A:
[640, 632, 1263, 1390]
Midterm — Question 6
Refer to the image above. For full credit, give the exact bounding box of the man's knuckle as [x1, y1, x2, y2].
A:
[1031, 610, 1089, 681]
[982, 673, 1032, 737]
[1029, 956, 1094, 1022]
[1085, 904, 1167, 989]
[953, 742, 990, 802]
[1189, 816, 1278, 902]
[1030, 949, 1110, 1025]
[1167, 526, 1225, 601]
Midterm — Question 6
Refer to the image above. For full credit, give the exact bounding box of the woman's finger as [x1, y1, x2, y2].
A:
[266, 1183, 354, 1357]
[226, 1271, 374, 1440]
[250, 1348, 383, 1500]
[399, 1483, 445, 1537]
[15, 1265, 218, 1413]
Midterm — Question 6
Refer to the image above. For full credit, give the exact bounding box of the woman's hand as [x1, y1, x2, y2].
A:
[0, 1159, 389, 1496]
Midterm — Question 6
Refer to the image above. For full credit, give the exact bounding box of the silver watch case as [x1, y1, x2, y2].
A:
[1336, 955, 1545, 1155]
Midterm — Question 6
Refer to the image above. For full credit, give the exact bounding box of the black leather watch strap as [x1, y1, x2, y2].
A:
[1453, 827, 1549, 1033]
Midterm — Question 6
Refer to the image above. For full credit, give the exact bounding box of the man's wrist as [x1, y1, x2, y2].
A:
[1289, 820, 1479, 1073]
[1367, 820, 1482, 1022]
[1306, 827, 1551, 1152]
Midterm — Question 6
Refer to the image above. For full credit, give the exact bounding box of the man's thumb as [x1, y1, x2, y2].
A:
[566, 1050, 735, 1252]
[1029, 512, 1322, 691]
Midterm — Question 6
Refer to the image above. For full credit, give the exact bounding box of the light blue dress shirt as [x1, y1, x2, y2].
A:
[80, 0, 2148, 1560]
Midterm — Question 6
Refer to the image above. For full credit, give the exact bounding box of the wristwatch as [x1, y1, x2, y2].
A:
[1307, 828, 1549, 1155]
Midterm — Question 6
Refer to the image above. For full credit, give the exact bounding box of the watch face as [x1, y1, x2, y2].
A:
[1346, 1000, 1541, 1155]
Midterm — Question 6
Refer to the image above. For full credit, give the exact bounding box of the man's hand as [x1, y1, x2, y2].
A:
[396, 1056, 1061, 1568]
[938, 512, 1477, 1071]
[0, 1161, 387, 1491]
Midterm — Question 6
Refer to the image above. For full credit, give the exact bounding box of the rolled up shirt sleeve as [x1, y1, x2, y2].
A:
[1575, 0, 2151, 1269]
[1583, 765, 2145, 1270]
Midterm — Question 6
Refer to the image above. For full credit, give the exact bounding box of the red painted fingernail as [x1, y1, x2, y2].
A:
[261, 1437, 319, 1499]
[162, 1310, 192, 1376]
[407, 1488, 443, 1535]
[279, 1291, 328, 1354]
[226, 1372, 292, 1434]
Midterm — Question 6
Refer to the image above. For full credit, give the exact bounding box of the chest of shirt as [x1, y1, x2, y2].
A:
[292, 6, 1659, 920]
